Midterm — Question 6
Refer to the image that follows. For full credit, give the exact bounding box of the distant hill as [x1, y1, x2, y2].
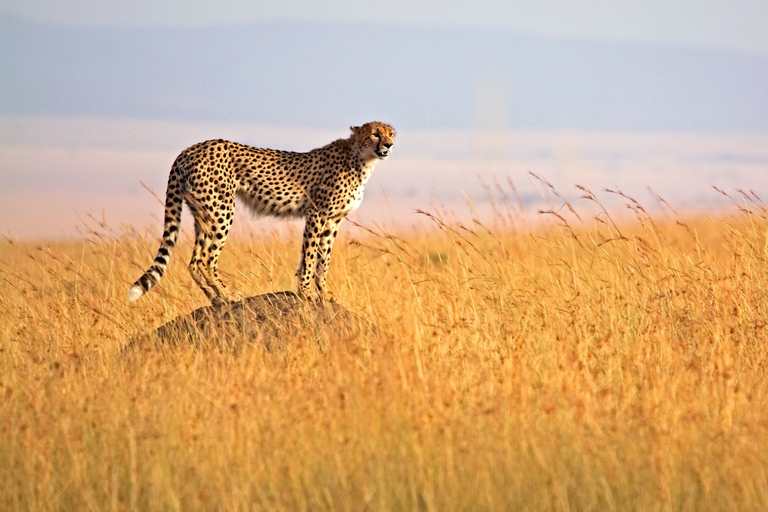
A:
[1, 15, 767, 132]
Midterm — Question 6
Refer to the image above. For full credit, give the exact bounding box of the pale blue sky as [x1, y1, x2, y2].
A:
[2, 0, 767, 54]
[2, 0, 768, 239]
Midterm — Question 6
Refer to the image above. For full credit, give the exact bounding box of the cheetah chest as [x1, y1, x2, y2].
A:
[345, 188, 365, 214]
[334, 164, 375, 216]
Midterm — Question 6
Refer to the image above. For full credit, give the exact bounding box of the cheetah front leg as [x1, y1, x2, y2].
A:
[314, 216, 343, 299]
[296, 211, 324, 299]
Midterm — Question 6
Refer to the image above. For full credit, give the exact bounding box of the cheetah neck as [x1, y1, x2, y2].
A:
[347, 154, 375, 183]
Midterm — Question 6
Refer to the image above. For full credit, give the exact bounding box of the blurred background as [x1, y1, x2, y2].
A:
[1, 0, 767, 238]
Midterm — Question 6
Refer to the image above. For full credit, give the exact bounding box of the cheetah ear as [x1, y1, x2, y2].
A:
[350, 125, 360, 133]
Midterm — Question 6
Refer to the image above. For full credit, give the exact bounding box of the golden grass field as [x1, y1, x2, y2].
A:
[2, 182, 768, 511]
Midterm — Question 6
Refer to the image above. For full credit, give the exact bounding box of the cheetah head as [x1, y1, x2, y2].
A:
[351, 121, 396, 161]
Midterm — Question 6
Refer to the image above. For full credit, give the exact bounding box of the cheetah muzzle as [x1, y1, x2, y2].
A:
[128, 121, 396, 304]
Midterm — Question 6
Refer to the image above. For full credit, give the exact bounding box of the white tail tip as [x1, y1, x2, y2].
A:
[127, 285, 143, 302]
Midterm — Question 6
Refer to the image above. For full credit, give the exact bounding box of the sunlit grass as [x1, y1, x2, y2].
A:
[1, 181, 768, 510]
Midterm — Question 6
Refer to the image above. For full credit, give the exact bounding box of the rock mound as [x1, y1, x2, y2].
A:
[127, 291, 377, 351]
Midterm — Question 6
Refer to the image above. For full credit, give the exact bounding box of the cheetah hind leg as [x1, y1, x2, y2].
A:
[188, 244, 242, 305]
[187, 227, 225, 304]
[187, 205, 241, 305]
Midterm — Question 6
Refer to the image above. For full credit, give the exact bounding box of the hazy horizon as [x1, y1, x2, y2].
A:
[2, 115, 766, 239]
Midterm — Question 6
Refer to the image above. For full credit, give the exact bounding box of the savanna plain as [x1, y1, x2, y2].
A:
[2, 181, 768, 511]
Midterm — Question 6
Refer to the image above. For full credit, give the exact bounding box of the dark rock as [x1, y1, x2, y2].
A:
[126, 291, 378, 352]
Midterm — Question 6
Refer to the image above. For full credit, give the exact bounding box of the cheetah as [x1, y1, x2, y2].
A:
[128, 121, 395, 304]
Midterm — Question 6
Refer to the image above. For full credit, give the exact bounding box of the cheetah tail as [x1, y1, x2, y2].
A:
[127, 187, 186, 302]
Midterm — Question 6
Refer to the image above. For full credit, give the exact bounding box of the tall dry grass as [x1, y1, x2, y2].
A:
[1, 181, 768, 511]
